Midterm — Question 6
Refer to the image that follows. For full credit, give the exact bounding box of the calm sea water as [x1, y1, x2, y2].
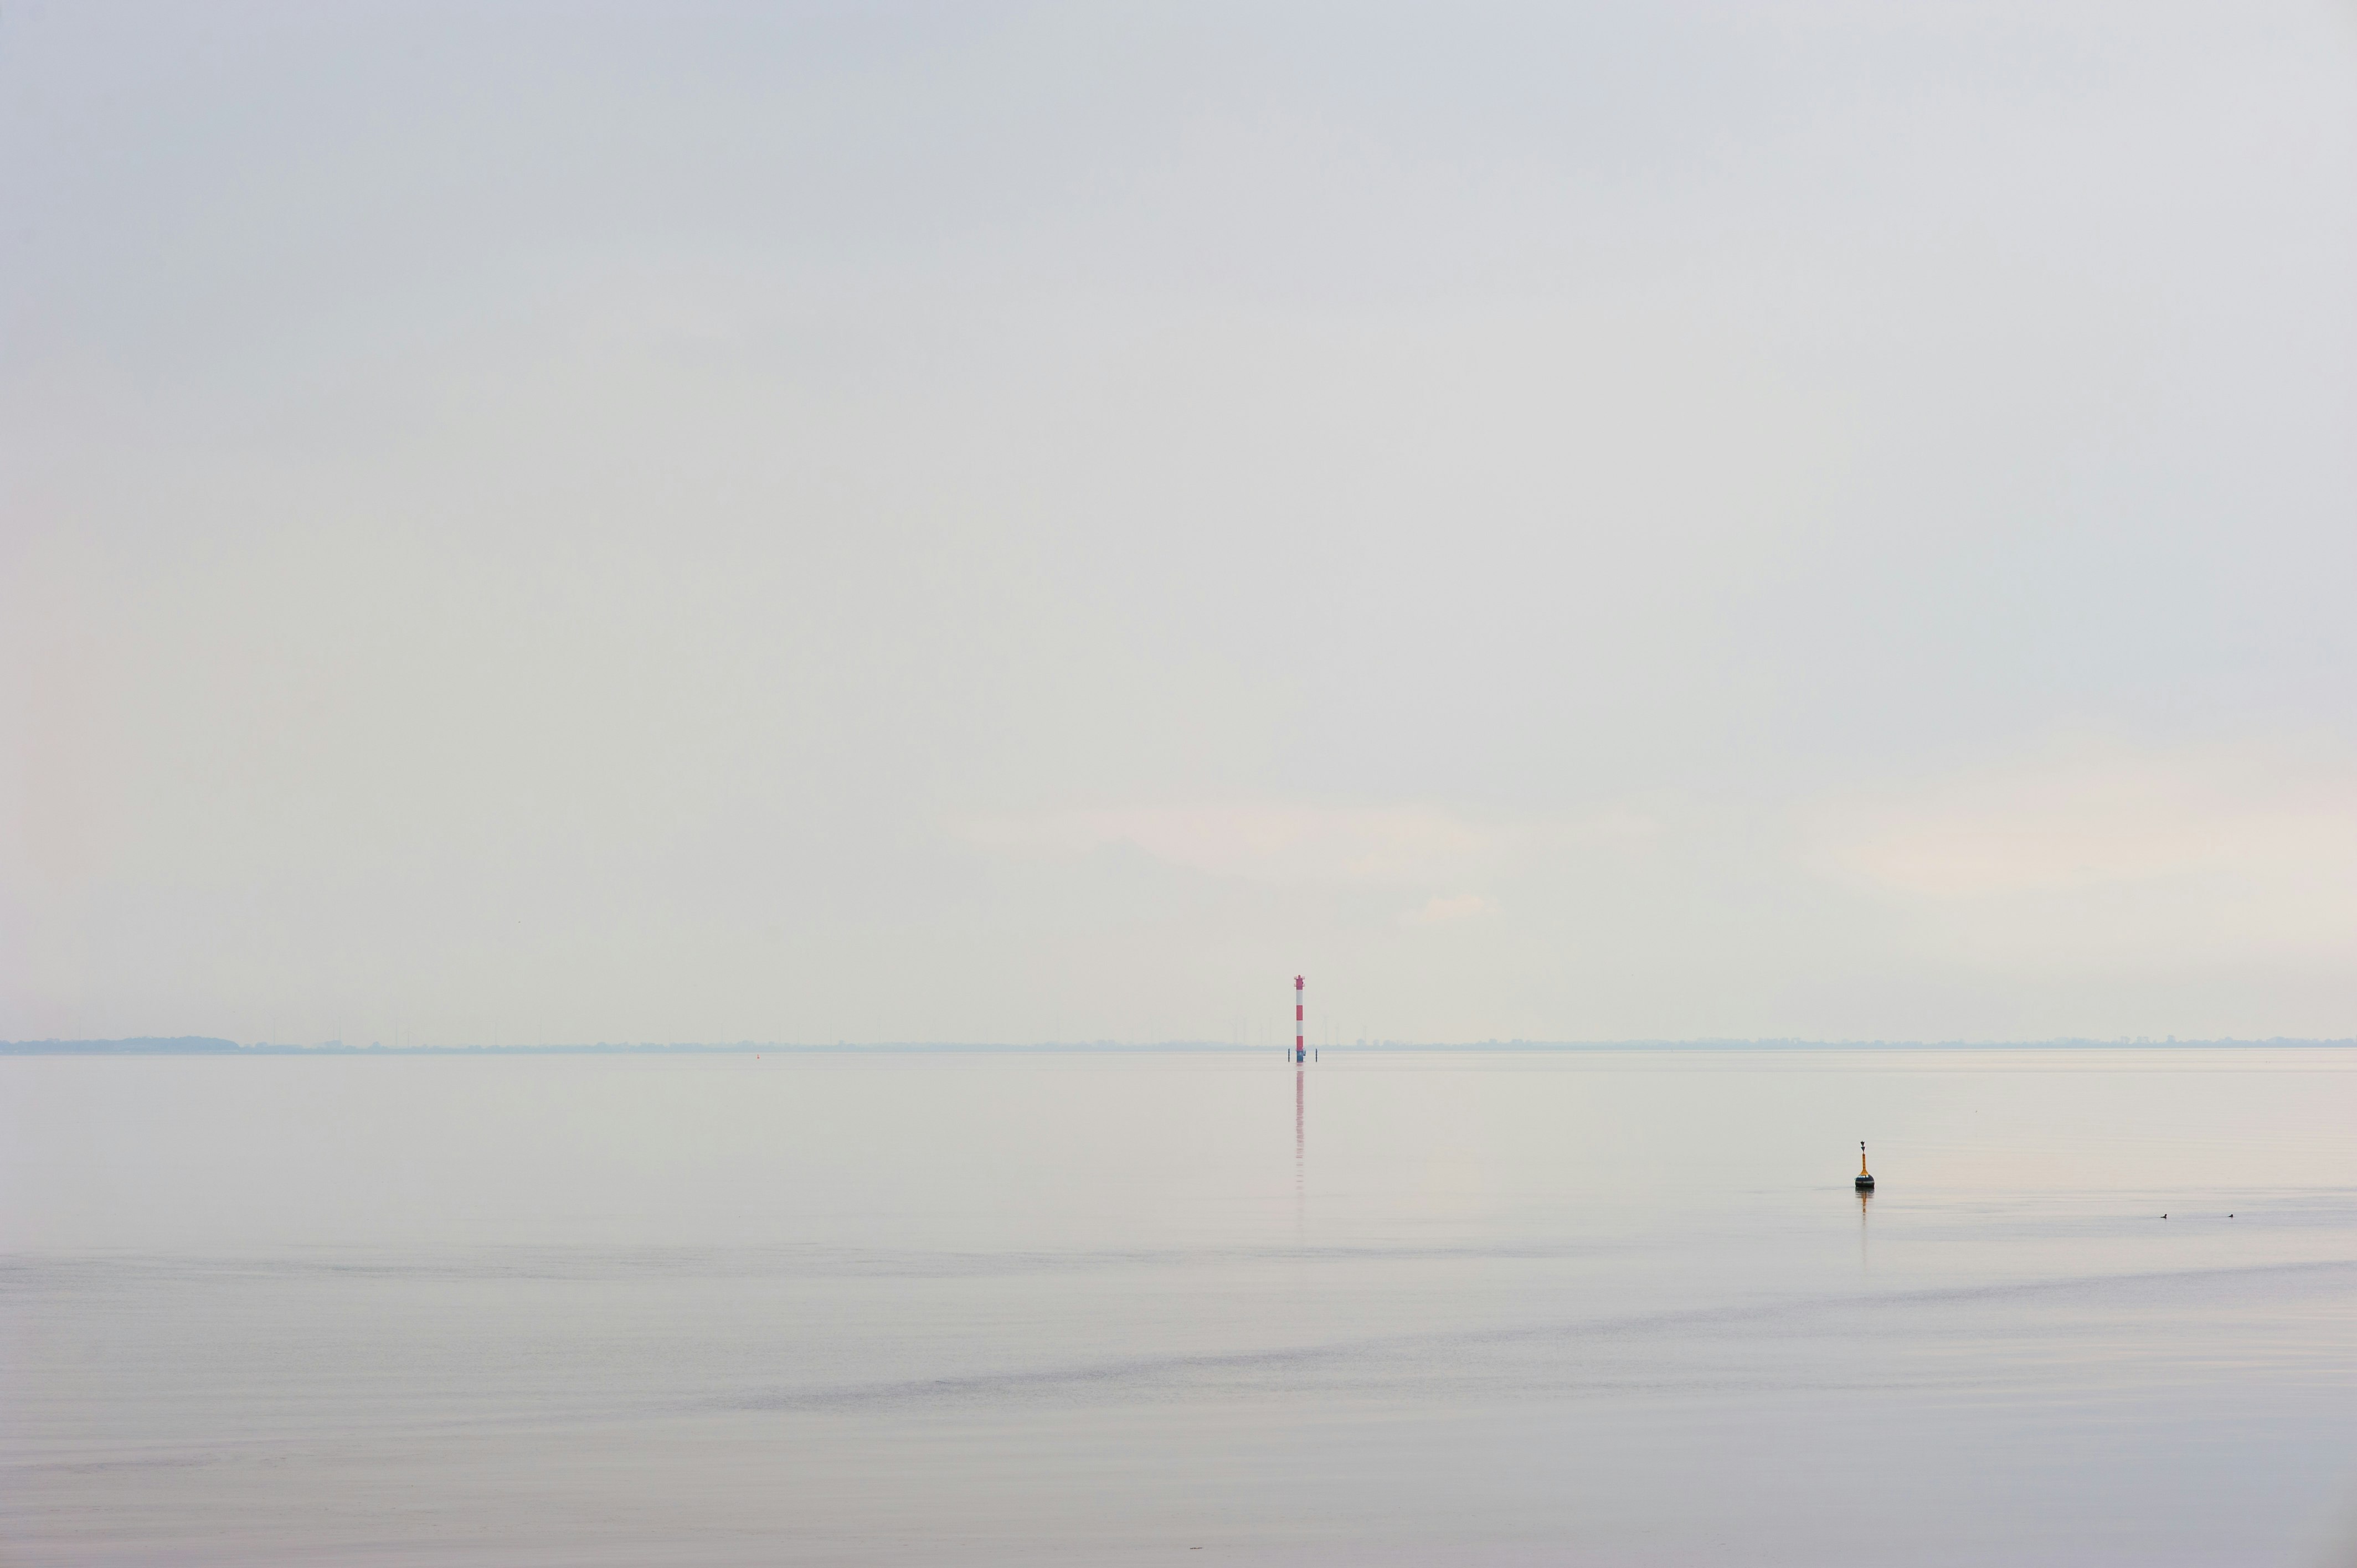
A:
[4, 1049, 2355, 1566]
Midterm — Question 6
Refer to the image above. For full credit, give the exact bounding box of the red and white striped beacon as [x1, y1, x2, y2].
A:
[1294, 975, 1305, 1064]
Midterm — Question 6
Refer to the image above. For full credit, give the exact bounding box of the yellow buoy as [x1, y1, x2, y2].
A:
[1855, 1141, 1875, 1192]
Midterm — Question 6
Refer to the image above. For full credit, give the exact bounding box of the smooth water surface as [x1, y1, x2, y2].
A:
[5, 1049, 2356, 1565]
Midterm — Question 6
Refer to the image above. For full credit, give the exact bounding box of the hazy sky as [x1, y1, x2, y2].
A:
[4, 2, 2354, 1045]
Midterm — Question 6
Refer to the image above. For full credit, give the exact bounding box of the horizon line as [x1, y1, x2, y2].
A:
[4, 1036, 2352, 1056]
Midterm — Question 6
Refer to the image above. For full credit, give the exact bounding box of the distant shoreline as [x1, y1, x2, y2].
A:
[5, 1037, 2351, 1056]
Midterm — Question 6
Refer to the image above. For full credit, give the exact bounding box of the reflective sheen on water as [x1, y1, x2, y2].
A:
[6, 1049, 2356, 1565]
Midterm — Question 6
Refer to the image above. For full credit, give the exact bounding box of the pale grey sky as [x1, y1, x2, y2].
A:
[4, 2, 2354, 1045]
